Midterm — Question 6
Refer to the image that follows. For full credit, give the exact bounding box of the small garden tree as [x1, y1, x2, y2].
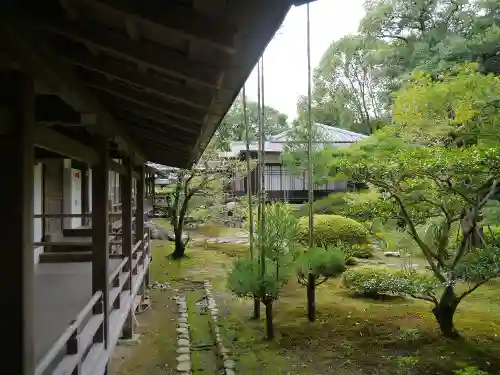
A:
[164, 147, 243, 259]
[227, 202, 297, 339]
[296, 214, 370, 320]
[296, 246, 346, 320]
[329, 65, 500, 337]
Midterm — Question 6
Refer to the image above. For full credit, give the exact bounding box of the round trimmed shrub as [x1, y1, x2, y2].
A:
[344, 243, 374, 259]
[297, 214, 370, 247]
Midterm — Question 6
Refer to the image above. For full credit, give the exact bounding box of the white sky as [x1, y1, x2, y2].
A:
[244, 0, 366, 120]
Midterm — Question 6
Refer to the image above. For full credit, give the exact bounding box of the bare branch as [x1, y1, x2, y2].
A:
[392, 193, 445, 281]
[410, 293, 438, 306]
[458, 276, 498, 302]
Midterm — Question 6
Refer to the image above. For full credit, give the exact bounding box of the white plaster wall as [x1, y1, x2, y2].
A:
[63, 159, 83, 229]
[71, 168, 82, 228]
[88, 168, 92, 211]
[33, 163, 43, 263]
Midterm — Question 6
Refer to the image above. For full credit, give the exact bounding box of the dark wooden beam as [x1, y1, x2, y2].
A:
[38, 17, 222, 88]
[62, 49, 212, 110]
[34, 126, 99, 164]
[35, 94, 81, 123]
[116, 111, 199, 139]
[111, 101, 201, 134]
[120, 156, 133, 339]
[91, 135, 110, 353]
[128, 128, 194, 153]
[109, 159, 127, 176]
[0, 14, 143, 159]
[81, 71, 206, 123]
[133, 136, 191, 162]
[72, 0, 237, 53]
[126, 127, 193, 153]
[0, 71, 35, 375]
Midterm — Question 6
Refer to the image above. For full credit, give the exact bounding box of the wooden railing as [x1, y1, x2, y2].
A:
[34, 229, 152, 375]
[35, 292, 105, 375]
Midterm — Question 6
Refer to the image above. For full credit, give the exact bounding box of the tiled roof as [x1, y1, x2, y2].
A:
[229, 124, 367, 156]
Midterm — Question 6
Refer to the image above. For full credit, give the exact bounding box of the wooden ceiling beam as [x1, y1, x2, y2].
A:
[34, 126, 99, 164]
[115, 103, 201, 134]
[62, 49, 212, 110]
[70, 0, 237, 53]
[117, 114, 196, 144]
[0, 14, 143, 160]
[84, 76, 206, 124]
[37, 17, 222, 88]
[133, 134, 191, 156]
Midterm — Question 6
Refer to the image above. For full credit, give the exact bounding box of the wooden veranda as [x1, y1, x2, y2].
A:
[0, 0, 313, 373]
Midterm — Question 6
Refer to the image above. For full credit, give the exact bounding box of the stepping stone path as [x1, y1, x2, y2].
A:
[203, 280, 237, 375]
[174, 280, 237, 374]
[175, 293, 192, 374]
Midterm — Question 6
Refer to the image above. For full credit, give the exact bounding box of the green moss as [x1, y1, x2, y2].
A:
[115, 229, 500, 375]
[186, 290, 218, 374]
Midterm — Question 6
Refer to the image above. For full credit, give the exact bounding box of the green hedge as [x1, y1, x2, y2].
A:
[297, 214, 370, 247]
[342, 265, 440, 298]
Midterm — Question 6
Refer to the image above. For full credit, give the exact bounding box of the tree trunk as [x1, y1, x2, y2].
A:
[432, 285, 460, 339]
[264, 300, 274, 340]
[252, 298, 260, 319]
[307, 274, 316, 322]
[171, 228, 186, 259]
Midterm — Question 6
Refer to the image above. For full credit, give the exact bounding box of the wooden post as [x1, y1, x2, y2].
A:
[0, 71, 35, 375]
[91, 136, 110, 348]
[121, 156, 133, 339]
[135, 166, 146, 281]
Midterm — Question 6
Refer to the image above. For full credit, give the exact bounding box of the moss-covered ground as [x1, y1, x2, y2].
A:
[111, 225, 500, 375]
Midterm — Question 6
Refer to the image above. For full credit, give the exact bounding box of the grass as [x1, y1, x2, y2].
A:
[109, 241, 179, 375]
[112, 230, 500, 375]
[195, 223, 244, 238]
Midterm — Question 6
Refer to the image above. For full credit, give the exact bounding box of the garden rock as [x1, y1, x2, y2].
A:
[384, 251, 401, 257]
[176, 361, 191, 372]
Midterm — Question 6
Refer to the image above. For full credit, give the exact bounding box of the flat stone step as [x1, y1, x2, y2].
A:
[39, 251, 92, 263]
[46, 243, 92, 253]
[63, 226, 92, 237]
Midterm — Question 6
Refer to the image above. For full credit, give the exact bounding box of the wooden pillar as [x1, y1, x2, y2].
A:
[0, 71, 35, 375]
[121, 157, 133, 339]
[91, 136, 110, 349]
[135, 166, 145, 279]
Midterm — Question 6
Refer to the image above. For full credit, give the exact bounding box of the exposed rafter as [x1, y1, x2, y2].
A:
[0, 14, 143, 160]
[117, 104, 201, 134]
[69, 0, 238, 53]
[36, 17, 223, 88]
[84, 77, 206, 124]
[62, 49, 212, 110]
[117, 114, 196, 143]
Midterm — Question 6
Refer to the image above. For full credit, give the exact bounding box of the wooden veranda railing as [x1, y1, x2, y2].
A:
[34, 230, 152, 375]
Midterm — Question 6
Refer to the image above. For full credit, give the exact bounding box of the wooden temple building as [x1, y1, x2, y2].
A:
[0, 0, 313, 373]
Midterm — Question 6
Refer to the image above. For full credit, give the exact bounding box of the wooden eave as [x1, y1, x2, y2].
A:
[2, 0, 314, 168]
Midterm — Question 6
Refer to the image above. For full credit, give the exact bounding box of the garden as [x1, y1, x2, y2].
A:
[111, 0, 500, 372]
[112, 63, 500, 375]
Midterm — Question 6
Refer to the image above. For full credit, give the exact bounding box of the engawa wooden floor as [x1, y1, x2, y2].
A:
[34, 259, 121, 364]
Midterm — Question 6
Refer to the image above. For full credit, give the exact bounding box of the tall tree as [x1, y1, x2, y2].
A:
[306, 35, 390, 134]
[214, 93, 290, 151]
[360, 0, 500, 78]
[328, 64, 500, 338]
[164, 146, 243, 258]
